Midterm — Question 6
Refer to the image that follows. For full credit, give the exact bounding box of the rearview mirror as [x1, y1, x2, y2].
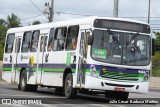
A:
[152, 39, 155, 56]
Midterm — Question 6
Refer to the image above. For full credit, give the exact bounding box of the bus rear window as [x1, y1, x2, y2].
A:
[5, 34, 15, 53]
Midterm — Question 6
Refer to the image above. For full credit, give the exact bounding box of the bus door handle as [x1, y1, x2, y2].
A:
[10, 55, 12, 63]
[73, 56, 76, 63]
[45, 54, 49, 62]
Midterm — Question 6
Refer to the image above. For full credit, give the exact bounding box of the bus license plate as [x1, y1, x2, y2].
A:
[114, 87, 125, 91]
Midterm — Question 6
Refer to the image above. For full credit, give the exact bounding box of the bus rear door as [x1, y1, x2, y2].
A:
[36, 33, 48, 84]
[12, 36, 22, 83]
[3, 34, 15, 83]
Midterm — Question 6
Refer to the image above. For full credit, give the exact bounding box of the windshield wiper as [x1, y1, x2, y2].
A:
[127, 32, 139, 45]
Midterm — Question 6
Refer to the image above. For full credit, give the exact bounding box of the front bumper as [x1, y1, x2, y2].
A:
[85, 75, 149, 93]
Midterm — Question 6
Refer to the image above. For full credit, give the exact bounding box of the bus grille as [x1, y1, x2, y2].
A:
[100, 72, 141, 82]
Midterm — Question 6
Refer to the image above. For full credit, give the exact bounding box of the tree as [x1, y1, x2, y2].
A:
[32, 21, 41, 25]
[7, 13, 21, 28]
[0, 19, 7, 26]
[153, 31, 160, 52]
[0, 26, 8, 60]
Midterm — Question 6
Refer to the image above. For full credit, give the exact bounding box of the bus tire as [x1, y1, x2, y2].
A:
[64, 73, 77, 98]
[20, 70, 28, 91]
[105, 91, 129, 100]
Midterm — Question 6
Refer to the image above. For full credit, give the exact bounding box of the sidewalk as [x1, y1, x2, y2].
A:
[149, 76, 160, 88]
[0, 79, 9, 85]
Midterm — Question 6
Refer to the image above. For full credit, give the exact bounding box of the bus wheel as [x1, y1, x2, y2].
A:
[20, 70, 28, 91]
[105, 91, 129, 100]
[64, 73, 77, 98]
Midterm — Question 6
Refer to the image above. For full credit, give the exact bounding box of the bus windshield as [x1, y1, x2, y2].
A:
[91, 30, 151, 66]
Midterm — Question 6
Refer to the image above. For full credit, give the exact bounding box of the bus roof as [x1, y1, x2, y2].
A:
[7, 16, 149, 33]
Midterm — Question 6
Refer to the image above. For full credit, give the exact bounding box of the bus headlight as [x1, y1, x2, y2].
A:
[143, 71, 149, 82]
[90, 65, 97, 77]
[143, 75, 149, 81]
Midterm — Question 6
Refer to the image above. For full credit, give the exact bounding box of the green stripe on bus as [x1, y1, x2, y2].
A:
[3, 68, 12, 71]
[2, 67, 75, 73]
[105, 70, 144, 77]
[42, 68, 76, 73]
[40, 68, 64, 72]
[85, 69, 90, 72]
[85, 69, 100, 73]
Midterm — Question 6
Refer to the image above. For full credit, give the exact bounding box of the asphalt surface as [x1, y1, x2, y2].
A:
[0, 84, 159, 107]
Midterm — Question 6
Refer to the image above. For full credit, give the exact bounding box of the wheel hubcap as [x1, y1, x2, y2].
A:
[21, 77, 25, 88]
[66, 78, 71, 93]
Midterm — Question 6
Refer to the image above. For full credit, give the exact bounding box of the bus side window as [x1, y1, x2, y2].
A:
[47, 28, 54, 52]
[30, 30, 40, 52]
[53, 27, 67, 51]
[40, 36, 48, 52]
[15, 38, 21, 53]
[5, 34, 15, 53]
[21, 32, 32, 53]
[66, 25, 79, 50]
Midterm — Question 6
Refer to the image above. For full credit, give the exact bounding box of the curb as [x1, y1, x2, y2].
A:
[0, 79, 9, 85]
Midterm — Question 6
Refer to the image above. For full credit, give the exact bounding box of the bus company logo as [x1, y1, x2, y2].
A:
[4, 57, 8, 62]
[21, 55, 29, 61]
[102, 68, 107, 74]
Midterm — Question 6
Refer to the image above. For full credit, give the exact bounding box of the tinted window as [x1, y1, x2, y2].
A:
[66, 26, 79, 50]
[53, 27, 67, 51]
[21, 32, 32, 52]
[47, 28, 54, 52]
[30, 31, 40, 52]
[40, 36, 48, 52]
[5, 34, 15, 53]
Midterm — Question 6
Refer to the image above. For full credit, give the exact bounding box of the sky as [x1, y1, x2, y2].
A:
[0, 0, 160, 32]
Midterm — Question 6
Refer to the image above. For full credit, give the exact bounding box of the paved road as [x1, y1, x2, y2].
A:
[0, 84, 159, 107]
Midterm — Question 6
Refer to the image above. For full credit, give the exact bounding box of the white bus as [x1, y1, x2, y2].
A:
[2, 16, 153, 99]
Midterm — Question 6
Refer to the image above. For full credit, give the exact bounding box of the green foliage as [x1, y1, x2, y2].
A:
[153, 31, 160, 52]
[0, 26, 8, 60]
[152, 51, 160, 77]
[32, 21, 41, 25]
[7, 13, 21, 28]
[152, 31, 160, 76]
[0, 19, 7, 26]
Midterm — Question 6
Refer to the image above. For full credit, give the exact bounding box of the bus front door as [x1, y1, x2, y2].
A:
[77, 30, 88, 87]
[12, 36, 22, 83]
[36, 34, 48, 84]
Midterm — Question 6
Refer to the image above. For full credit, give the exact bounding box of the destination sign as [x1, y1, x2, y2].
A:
[94, 19, 150, 34]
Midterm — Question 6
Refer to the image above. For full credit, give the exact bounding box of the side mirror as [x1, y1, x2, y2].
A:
[88, 35, 94, 45]
[152, 39, 155, 56]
